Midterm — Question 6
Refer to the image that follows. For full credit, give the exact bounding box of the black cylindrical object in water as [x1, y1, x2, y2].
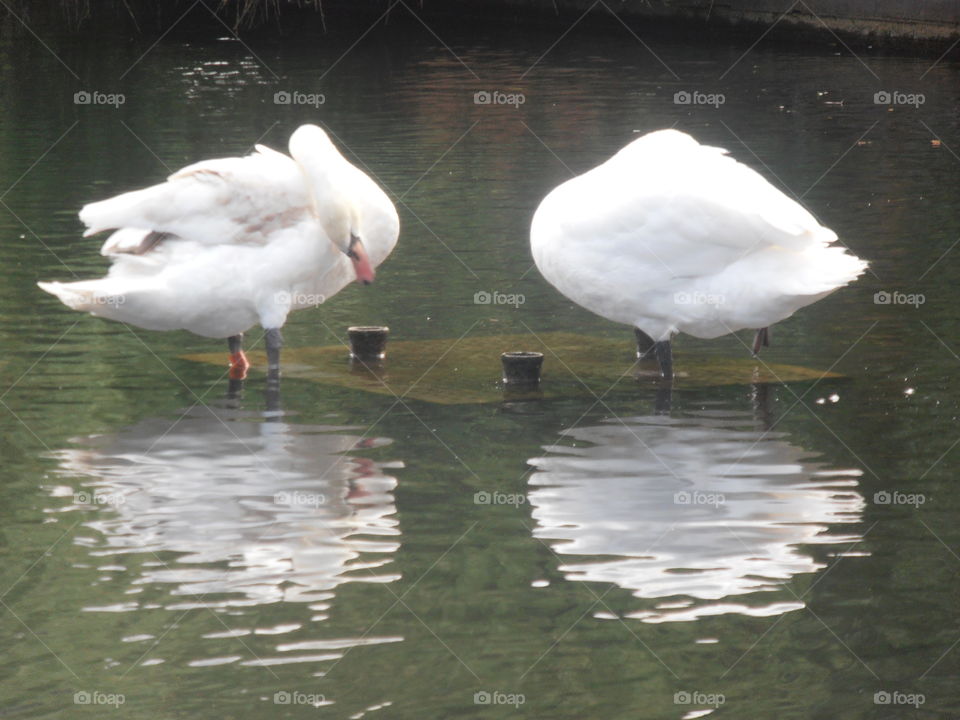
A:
[348, 326, 389, 361]
[501, 351, 544, 384]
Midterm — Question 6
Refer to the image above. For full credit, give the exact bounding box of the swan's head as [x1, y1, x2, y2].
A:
[289, 124, 376, 285]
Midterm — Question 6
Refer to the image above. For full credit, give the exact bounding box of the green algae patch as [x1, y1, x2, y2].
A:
[182, 332, 843, 405]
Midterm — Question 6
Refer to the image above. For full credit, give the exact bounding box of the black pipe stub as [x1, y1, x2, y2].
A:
[501, 351, 544, 385]
[348, 326, 389, 362]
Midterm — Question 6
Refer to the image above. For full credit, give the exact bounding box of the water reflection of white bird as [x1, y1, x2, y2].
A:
[49, 401, 402, 608]
[527, 411, 864, 622]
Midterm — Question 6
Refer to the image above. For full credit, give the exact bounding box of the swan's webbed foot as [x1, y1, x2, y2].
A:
[752, 326, 771, 357]
[228, 334, 249, 380]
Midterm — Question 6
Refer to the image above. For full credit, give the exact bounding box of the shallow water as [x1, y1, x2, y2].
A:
[1, 10, 959, 719]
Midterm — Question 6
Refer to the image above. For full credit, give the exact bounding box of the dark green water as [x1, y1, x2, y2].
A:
[1, 11, 959, 719]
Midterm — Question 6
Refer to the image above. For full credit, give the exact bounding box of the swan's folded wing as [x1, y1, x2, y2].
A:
[546, 143, 841, 283]
[686, 148, 839, 247]
[80, 148, 312, 249]
[607, 129, 837, 251]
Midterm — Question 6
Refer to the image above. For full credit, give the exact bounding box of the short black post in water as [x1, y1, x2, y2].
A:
[348, 326, 389, 362]
[501, 351, 544, 385]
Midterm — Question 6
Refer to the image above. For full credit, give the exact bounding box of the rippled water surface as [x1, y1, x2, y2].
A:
[1, 10, 959, 719]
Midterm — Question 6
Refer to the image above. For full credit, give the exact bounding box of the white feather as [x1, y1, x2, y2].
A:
[40, 125, 399, 339]
[530, 129, 867, 341]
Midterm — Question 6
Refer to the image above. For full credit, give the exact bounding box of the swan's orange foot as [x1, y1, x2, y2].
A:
[229, 351, 249, 380]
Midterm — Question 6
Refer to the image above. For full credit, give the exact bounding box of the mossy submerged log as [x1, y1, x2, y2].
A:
[183, 331, 843, 405]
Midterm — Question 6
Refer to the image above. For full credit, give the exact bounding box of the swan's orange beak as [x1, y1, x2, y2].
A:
[349, 239, 375, 285]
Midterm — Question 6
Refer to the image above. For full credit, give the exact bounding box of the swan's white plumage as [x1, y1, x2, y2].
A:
[530, 129, 867, 341]
[39, 124, 398, 338]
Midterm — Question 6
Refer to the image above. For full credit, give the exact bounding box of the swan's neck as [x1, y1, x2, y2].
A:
[300, 158, 357, 247]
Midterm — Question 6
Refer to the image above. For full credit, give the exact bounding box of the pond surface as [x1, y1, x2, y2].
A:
[1, 10, 959, 718]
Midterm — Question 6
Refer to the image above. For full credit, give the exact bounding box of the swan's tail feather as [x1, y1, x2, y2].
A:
[37, 280, 126, 314]
[100, 228, 171, 256]
[806, 245, 868, 295]
[79, 187, 159, 238]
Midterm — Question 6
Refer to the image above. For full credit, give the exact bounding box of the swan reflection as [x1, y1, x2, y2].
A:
[528, 410, 865, 622]
[49, 398, 402, 609]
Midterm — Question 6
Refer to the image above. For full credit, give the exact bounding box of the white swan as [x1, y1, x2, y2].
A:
[530, 129, 867, 377]
[38, 124, 399, 379]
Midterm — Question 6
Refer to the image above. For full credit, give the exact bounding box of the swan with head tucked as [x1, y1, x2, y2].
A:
[38, 124, 399, 379]
[530, 129, 867, 378]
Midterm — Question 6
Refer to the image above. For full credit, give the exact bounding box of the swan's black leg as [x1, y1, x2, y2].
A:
[654, 382, 672, 414]
[635, 327, 656, 359]
[265, 328, 283, 375]
[227, 334, 248, 380]
[752, 327, 770, 357]
[653, 340, 673, 380]
[751, 382, 772, 429]
[264, 329, 283, 411]
[636, 329, 673, 379]
[226, 377, 244, 407]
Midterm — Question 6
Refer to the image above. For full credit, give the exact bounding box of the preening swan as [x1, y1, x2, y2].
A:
[530, 129, 867, 378]
[38, 124, 399, 380]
